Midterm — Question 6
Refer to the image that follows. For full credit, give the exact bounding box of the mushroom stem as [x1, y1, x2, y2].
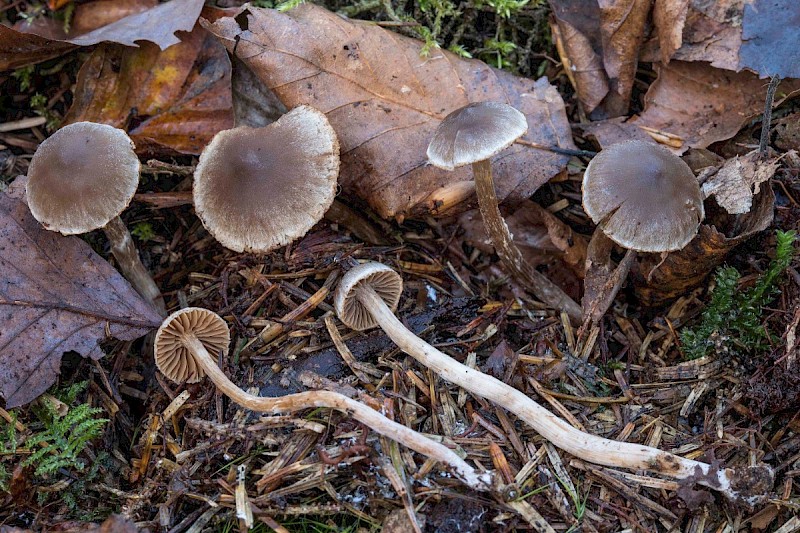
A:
[353, 283, 765, 502]
[582, 229, 639, 325]
[103, 216, 166, 316]
[176, 332, 493, 491]
[471, 159, 581, 323]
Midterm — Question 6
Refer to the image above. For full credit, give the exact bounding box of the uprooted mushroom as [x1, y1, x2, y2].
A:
[334, 261, 773, 504]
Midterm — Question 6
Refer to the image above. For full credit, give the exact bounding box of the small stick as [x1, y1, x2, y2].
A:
[759, 75, 781, 155]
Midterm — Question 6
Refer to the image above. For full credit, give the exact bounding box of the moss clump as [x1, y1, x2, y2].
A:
[681, 230, 797, 360]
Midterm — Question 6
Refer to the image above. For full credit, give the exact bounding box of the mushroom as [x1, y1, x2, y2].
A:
[154, 307, 492, 491]
[427, 102, 581, 323]
[334, 261, 771, 503]
[193, 105, 339, 253]
[581, 140, 704, 323]
[26, 121, 166, 315]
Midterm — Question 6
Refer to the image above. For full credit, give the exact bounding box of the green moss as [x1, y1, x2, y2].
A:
[681, 230, 797, 360]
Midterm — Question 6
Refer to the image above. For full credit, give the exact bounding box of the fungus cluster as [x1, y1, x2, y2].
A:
[23, 103, 768, 504]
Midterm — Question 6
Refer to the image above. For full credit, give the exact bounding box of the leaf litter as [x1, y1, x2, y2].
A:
[1, 0, 800, 531]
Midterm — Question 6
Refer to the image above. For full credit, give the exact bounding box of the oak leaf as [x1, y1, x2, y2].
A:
[204, 4, 574, 220]
[0, 181, 161, 408]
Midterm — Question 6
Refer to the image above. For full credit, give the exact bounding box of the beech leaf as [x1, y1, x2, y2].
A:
[0, 181, 161, 408]
[204, 4, 574, 220]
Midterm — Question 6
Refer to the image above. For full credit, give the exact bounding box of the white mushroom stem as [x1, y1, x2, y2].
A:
[177, 333, 493, 491]
[472, 160, 582, 323]
[354, 283, 762, 501]
[103, 216, 166, 316]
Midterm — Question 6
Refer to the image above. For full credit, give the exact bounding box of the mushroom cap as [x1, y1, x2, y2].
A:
[26, 122, 141, 235]
[155, 307, 230, 384]
[426, 102, 528, 171]
[334, 262, 403, 331]
[193, 105, 340, 253]
[582, 140, 704, 253]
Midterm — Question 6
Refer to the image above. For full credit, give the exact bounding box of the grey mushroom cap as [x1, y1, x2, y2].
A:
[427, 102, 528, 171]
[335, 262, 403, 331]
[193, 105, 340, 253]
[582, 140, 704, 253]
[26, 122, 141, 235]
[155, 307, 230, 384]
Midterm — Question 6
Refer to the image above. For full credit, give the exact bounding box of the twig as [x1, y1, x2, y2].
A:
[759, 75, 781, 155]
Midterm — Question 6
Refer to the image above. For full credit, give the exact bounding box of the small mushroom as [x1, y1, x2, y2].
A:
[155, 307, 492, 491]
[427, 102, 581, 322]
[26, 121, 166, 315]
[334, 261, 769, 502]
[193, 105, 339, 253]
[581, 140, 704, 323]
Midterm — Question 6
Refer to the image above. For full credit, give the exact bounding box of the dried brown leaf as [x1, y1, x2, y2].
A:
[550, 0, 650, 118]
[597, 0, 652, 117]
[0, 26, 75, 71]
[549, 10, 608, 113]
[204, 4, 574, 220]
[701, 150, 780, 215]
[0, 0, 204, 71]
[576, 116, 655, 149]
[71, 0, 158, 35]
[64, 23, 233, 157]
[0, 181, 161, 408]
[631, 61, 800, 153]
[652, 0, 689, 63]
[646, 0, 800, 79]
[643, 0, 745, 70]
[581, 231, 637, 324]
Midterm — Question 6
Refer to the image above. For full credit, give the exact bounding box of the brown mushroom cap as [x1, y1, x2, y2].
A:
[582, 140, 704, 253]
[26, 122, 141, 235]
[155, 307, 230, 383]
[335, 262, 403, 331]
[193, 105, 340, 253]
[426, 102, 528, 171]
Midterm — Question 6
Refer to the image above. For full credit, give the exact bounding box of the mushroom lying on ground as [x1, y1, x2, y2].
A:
[427, 102, 581, 323]
[334, 261, 772, 503]
[26, 121, 166, 315]
[581, 140, 704, 324]
[155, 307, 492, 491]
[193, 105, 339, 253]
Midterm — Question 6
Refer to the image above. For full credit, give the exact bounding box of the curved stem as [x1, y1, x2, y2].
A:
[355, 285, 751, 500]
[472, 160, 581, 323]
[103, 216, 166, 316]
[180, 334, 492, 491]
